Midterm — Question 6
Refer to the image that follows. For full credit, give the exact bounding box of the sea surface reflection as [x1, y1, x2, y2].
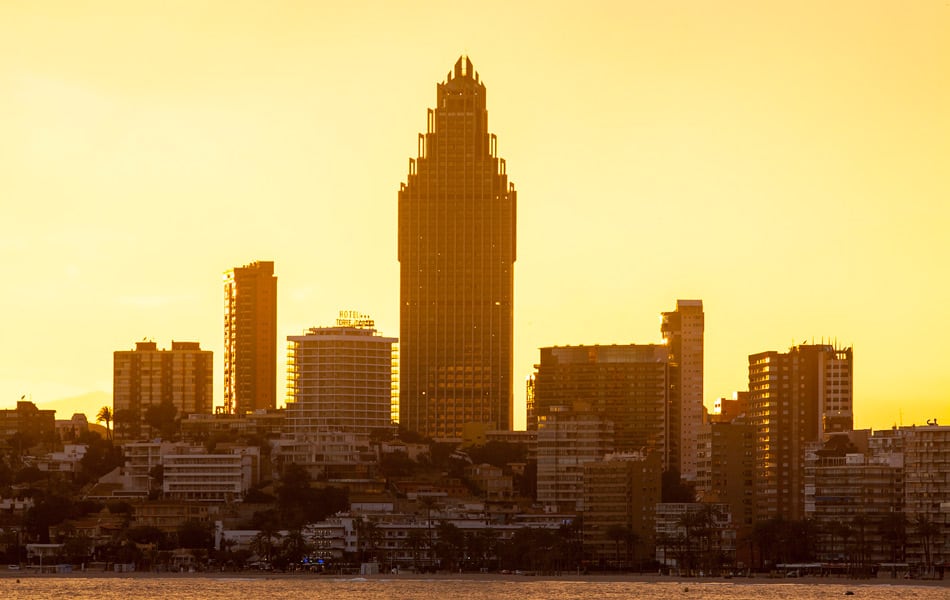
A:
[2, 576, 947, 600]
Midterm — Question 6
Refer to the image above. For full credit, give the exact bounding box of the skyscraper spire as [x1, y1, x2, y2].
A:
[398, 58, 516, 439]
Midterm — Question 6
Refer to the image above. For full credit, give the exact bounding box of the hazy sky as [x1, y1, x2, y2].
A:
[2, 1, 948, 430]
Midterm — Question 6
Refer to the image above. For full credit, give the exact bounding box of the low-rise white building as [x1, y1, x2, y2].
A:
[162, 447, 260, 502]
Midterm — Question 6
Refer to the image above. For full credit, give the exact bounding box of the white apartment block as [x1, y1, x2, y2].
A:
[286, 312, 397, 435]
[162, 446, 260, 502]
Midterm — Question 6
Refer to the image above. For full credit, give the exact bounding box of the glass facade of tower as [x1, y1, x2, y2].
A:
[398, 56, 516, 438]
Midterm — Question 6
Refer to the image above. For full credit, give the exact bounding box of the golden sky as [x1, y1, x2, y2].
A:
[1, 1, 948, 429]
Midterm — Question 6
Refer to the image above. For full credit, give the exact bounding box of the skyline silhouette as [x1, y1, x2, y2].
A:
[1, 2, 948, 429]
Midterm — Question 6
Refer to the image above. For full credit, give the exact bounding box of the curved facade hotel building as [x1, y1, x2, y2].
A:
[285, 311, 397, 436]
[398, 56, 516, 438]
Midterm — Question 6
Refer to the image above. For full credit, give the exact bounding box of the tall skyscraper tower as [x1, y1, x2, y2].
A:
[398, 56, 516, 438]
[661, 299, 705, 481]
[224, 260, 277, 415]
[748, 343, 853, 522]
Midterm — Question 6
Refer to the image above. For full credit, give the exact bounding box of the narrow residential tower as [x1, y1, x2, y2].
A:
[224, 260, 277, 415]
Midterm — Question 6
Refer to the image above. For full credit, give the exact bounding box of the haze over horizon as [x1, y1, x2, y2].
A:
[2, 2, 948, 430]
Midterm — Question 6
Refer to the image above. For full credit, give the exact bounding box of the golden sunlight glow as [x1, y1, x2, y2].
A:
[1, 1, 948, 429]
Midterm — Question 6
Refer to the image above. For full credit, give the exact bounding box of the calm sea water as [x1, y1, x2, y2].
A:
[2, 577, 948, 600]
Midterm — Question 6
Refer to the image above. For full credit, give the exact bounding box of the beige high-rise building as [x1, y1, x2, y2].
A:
[113, 341, 213, 440]
[661, 299, 704, 482]
[224, 260, 277, 415]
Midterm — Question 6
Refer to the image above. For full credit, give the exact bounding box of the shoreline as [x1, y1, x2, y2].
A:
[1, 570, 947, 587]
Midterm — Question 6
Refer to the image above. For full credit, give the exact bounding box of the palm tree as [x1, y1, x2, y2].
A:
[881, 512, 908, 564]
[914, 515, 938, 573]
[406, 528, 427, 571]
[851, 514, 870, 576]
[280, 529, 310, 568]
[677, 509, 710, 575]
[605, 524, 637, 570]
[419, 495, 439, 563]
[251, 528, 279, 565]
[435, 521, 464, 571]
[606, 524, 626, 567]
[96, 406, 113, 441]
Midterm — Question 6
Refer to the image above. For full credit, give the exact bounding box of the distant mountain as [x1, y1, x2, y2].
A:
[36, 390, 111, 421]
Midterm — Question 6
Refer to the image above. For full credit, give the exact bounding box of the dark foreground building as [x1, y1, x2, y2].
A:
[398, 56, 516, 438]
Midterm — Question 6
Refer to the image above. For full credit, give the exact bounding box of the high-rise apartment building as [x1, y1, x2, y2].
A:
[748, 343, 853, 522]
[804, 434, 903, 565]
[113, 341, 213, 440]
[903, 424, 949, 568]
[696, 421, 754, 534]
[398, 56, 516, 439]
[224, 260, 277, 415]
[537, 413, 614, 511]
[533, 344, 668, 460]
[582, 452, 662, 564]
[0, 400, 56, 442]
[285, 311, 398, 436]
[661, 299, 705, 481]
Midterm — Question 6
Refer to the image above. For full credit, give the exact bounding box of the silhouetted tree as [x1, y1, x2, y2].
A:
[881, 512, 908, 563]
[397, 426, 430, 444]
[435, 521, 464, 570]
[406, 528, 427, 570]
[915, 515, 939, 570]
[466, 441, 527, 468]
[379, 451, 416, 477]
[251, 525, 279, 564]
[177, 519, 212, 550]
[277, 529, 310, 569]
[126, 525, 168, 547]
[14, 465, 44, 485]
[276, 463, 347, 528]
[77, 431, 122, 485]
[356, 517, 381, 564]
[96, 406, 113, 440]
[24, 493, 76, 542]
[605, 524, 628, 567]
[144, 401, 178, 440]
